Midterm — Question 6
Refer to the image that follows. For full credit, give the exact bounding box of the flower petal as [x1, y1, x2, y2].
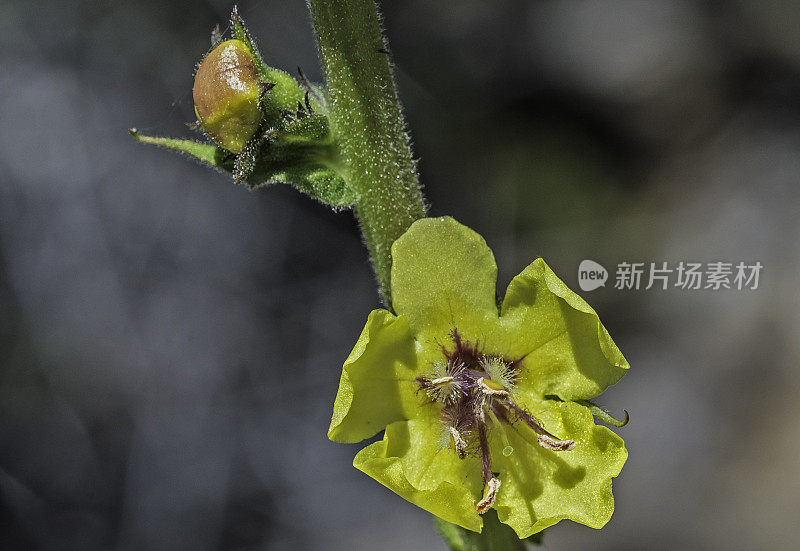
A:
[353, 406, 484, 532]
[498, 258, 629, 401]
[493, 399, 627, 538]
[328, 309, 421, 443]
[390, 217, 499, 343]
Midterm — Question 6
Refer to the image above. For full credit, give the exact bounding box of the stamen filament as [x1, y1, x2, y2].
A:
[505, 400, 576, 451]
[476, 414, 493, 487]
[505, 400, 550, 435]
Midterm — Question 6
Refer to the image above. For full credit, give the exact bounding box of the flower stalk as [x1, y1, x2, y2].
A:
[307, 0, 426, 304]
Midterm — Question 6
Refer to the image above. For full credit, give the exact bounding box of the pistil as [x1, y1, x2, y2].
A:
[487, 407, 514, 457]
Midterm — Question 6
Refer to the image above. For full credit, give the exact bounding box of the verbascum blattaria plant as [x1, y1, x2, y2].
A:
[133, 3, 629, 548]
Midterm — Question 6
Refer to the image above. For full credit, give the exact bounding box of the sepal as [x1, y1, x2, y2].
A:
[130, 128, 354, 208]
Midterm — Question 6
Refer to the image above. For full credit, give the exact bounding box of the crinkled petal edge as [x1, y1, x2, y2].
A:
[353, 426, 484, 533]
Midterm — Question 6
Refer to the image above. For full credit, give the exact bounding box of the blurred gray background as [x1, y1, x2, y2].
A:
[1, 1, 799, 549]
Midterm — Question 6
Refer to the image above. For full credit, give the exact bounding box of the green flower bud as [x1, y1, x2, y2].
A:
[193, 39, 263, 153]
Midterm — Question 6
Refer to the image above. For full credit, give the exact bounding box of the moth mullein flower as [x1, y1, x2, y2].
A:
[329, 217, 629, 537]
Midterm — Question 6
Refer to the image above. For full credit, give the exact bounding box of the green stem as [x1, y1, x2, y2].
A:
[307, 0, 426, 305]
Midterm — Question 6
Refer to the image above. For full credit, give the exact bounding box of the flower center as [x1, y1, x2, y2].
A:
[414, 328, 576, 515]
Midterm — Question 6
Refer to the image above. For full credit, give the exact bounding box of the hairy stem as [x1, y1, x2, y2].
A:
[307, 0, 426, 305]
